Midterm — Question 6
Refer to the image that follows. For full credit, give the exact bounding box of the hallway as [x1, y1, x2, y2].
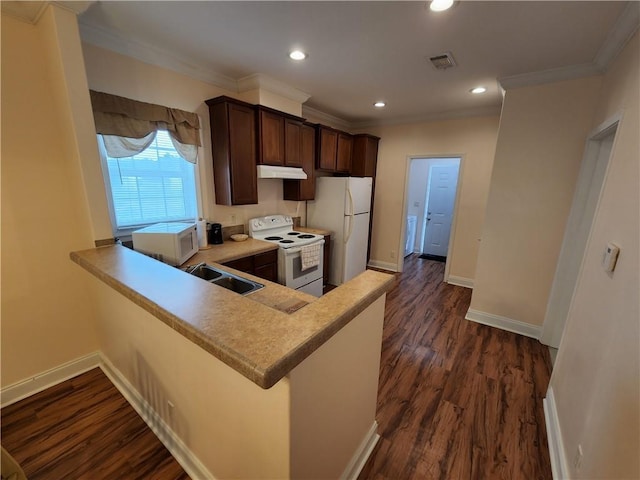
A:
[360, 255, 553, 479]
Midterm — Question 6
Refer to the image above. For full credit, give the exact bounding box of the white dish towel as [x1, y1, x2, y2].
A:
[301, 243, 321, 271]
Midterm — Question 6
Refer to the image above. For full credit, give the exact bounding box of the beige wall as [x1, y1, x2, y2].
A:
[550, 32, 639, 479]
[469, 76, 603, 327]
[365, 116, 500, 281]
[1, 9, 98, 387]
[82, 44, 308, 231]
[91, 275, 291, 479]
[290, 296, 384, 478]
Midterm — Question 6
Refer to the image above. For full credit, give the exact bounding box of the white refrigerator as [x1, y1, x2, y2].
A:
[307, 177, 373, 286]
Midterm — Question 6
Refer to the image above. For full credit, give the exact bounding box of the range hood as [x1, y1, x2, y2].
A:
[257, 165, 307, 180]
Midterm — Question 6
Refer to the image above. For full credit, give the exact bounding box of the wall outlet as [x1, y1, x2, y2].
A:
[574, 444, 583, 472]
[390, 250, 396, 260]
[230, 214, 237, 224]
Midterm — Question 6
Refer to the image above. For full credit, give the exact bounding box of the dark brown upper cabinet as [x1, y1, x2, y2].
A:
[284, 119, 303, 167]
[257, 106, 304, 167]
[351, 134, 380, 177]
[317, 126, 338, 171]
[206, 96, 258, 205]
[317, 125, 353, 173]
[336, 132, 353, 173]
[284, 123, 316, 201]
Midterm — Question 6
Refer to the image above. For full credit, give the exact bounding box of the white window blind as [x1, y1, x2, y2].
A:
[101, 130, 197, 232]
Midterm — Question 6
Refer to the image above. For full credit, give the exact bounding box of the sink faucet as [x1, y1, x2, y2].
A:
[185, 262, 206, 274]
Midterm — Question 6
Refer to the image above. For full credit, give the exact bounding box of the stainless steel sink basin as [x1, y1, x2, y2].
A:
[185, 263, 264, 295]
[189, 264, 223, 281]
[211, 276, 260, 295]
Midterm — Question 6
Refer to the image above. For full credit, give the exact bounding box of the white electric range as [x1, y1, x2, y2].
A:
[248, 215, 325, 297]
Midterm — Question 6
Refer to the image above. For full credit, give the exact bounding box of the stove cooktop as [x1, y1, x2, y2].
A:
[248, 215, 323, 249]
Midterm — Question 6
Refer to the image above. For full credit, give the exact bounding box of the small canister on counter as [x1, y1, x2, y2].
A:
[208, 222, 223, 244]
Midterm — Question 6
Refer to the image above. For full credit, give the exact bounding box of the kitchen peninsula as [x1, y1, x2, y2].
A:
[70, 243, 394, 479]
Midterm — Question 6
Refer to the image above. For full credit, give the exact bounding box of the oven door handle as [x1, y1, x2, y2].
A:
[284, 240, 324, 254]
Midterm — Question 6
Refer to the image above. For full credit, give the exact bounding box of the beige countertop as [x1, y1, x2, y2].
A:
[70, 244, 394, 389]
[189, 237, 278, 264]
[297, 226, 332, 236]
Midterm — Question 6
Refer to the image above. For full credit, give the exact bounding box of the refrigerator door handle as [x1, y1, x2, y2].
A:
[344, 188, 355, 243]
[345, 214, 353, 244]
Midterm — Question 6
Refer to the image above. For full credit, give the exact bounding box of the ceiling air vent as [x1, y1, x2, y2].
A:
[429, 52, 456, 70]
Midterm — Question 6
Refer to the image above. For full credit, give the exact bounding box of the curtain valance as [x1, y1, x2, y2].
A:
[90, 90, 201, 163]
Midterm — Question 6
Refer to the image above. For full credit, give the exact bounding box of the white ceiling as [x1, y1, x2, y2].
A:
[75, 1, 632, 126]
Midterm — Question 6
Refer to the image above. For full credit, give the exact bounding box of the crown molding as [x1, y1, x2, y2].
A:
[498, 63, 601, 91]
[1, 1, 48, 24]
[2, 1, 93, 24]
[238, 73, 311, 104]
[351, 105, 502, 130]
[54, 1, 94, 16]
[594, 1, 640, 71]
[301, 105, 352, 130]
[499, 2, 639, 91]
[78, 21, 239, 92]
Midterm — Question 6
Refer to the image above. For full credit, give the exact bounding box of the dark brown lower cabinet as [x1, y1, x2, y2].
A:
[223, 249, 278, 283]
[323, 235, 331, 286]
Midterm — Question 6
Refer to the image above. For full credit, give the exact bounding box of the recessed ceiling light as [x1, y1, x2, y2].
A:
[374, 101, 386, 108]
[470, 86, 487, 94]
[430, 0, 454, 12]
[289, 50, 307, 61]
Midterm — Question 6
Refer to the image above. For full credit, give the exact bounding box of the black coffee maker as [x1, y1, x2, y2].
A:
[207, 223, 223, 244]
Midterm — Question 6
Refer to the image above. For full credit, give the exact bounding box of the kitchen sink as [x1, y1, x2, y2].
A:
[211, 276, 259, 295]
[188, 264, 223, 281]
[185, 263, 264, 295]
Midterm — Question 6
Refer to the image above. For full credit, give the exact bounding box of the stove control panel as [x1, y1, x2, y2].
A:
[249, 215, 294, 234]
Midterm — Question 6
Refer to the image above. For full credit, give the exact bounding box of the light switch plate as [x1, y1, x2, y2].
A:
[602, 242, 620, 273]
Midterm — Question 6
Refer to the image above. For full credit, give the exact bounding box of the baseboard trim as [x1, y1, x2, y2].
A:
[0, 351, 101, 408]
[368, 260, 397, 272]
[340, 421, 380, 480]
[544, 386, 570, 479]
[446, 275, 474, 289]
[465, 308, 541, 339]
[99, 355, 215, 480]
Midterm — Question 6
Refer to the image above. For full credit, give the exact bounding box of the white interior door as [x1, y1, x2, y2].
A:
[422, 163, 460, 257]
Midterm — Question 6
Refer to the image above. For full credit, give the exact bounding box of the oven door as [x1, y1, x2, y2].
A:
[278, 241, 324, 290]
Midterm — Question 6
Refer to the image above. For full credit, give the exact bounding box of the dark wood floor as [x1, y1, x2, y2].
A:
[359, 254, 553, 480]
[1, 368, 188, 480]
[2, 255, 551, 479]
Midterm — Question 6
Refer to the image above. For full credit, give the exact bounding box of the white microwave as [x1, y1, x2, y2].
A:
[132, 222, 198, 266]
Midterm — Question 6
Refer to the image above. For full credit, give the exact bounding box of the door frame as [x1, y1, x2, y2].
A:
[540, 112, 620, 349]
[398, 154, 465, 283]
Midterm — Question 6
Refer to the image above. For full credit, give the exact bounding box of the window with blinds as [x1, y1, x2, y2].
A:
[101, 130, 197, 233]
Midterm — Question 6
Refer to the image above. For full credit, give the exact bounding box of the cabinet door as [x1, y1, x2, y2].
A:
[351, 134, 379, 177]
[317, 127, 338, 171]
[283, 123, 316, 201]
[258, 109, 285, 165]
[223, 256, 254, 274]
[336, 132, 353, 173]
[228, 103, 258, 204]
[254, 263, 277, 282]
[323, 234, 331, 286]
[253, 250, 278, 282]
[284, 119, 302, 167]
